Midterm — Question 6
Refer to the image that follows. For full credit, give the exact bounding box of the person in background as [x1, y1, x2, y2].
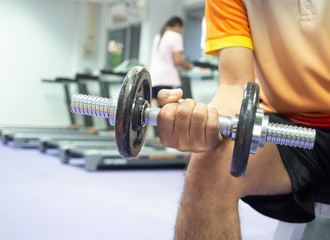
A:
[149, 16, 192, 107]
[156, 0, 330, 239]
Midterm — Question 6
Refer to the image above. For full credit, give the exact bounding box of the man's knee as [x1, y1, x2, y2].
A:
[183, 142, 244, 201]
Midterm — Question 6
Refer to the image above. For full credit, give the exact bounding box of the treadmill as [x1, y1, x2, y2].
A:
[36, 71, 120, 153]
[58, 142, 190, 171]
[38, 70, 124, 153]
[1, 77, 85, 146]
[1, 127, 89, 146]
[42, 77, 79, 128]
[38, 132, 115, 153]
[10, 131, 114, 149]
[5, 74, 110, 148]
[74, 73, 99, 129]
[98, 69, 126, 130]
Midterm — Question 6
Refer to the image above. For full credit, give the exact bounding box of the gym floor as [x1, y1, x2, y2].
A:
[0, 143, 279, 240]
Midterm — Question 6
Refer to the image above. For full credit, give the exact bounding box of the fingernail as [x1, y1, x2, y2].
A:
[169, 89, 181, 97]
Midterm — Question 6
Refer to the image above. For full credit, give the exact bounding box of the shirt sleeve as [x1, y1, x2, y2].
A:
[205, 0, 253, 56]
[171, 32, 184, 53]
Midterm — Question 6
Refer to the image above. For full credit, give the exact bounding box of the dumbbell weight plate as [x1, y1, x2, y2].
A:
[230, 82, 260, 178]
[115, 66, 151, 159]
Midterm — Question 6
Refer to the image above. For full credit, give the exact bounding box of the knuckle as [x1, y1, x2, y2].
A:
[176, 107, 191, 121]
[209, 106, 219, 115]
[183, 98, 195, 105]
[206, 114, 219, 130]
[192, 103, 207, 123]
[196, 102, 207, 109]
[158, 105, 175, 121]
[192, 109, 206, 124]
[175, 99, 196, 121]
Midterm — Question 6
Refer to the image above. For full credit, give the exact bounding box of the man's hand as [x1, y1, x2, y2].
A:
[157, 89, 222, 153]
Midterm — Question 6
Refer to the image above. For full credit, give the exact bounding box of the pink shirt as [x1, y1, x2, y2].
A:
[149, 30, 184, 87]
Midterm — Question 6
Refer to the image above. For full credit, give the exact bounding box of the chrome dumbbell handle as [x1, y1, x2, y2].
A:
[70, 94, 316, 152]
[216, 108, 315, 151]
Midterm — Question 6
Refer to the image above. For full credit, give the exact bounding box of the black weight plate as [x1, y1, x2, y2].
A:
[115, 66, 151, 159]
[230, 82, 259, 178]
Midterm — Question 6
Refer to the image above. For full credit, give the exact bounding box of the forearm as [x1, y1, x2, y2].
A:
[175, 59, 191, 69]
[210, 85, 247, 117]
[210, 47, 255, 117]
[173, 52, 192, 70]
[180, 60, 191, 69]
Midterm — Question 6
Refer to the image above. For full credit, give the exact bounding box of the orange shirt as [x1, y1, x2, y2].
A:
[205, 0, 330, 128]
[205, 0, 252, 54]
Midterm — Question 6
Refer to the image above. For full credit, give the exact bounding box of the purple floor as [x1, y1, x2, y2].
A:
[0, 143, 278, 240]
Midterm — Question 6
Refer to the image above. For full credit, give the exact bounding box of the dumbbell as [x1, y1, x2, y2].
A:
[70, 66, 316, 178]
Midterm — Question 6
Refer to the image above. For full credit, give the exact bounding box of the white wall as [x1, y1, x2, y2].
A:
[0, 0, 107, 127]
[72, 3, 108, 73]
[0, 0, 187, 127]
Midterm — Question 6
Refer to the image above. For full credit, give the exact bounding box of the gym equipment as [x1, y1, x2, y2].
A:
[192, 60, 218, 71]
[70, 66, 316, 178]
[38, 134, 115, 153]
[98, 69, 126, 130]
[1, 128, 89, 146]
[76, 69, 128, 130]
[1, 77, 87, 145]
[10, 132, 113, 149]
[58, 144, 190, 171]
[42, 77, 78, 126]
[75, 73, 100, 128]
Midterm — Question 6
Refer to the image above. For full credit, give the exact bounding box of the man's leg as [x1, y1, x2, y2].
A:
[174, 139, 292, 240]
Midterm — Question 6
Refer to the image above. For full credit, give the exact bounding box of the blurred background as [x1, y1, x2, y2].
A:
[0, 0, 217, 129]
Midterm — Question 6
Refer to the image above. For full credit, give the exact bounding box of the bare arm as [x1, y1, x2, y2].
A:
[173, 51, 192, 70]
[211, 47, 255, 117]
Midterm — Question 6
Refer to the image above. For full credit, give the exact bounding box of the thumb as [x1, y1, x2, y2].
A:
[157, 88, 183, 106]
